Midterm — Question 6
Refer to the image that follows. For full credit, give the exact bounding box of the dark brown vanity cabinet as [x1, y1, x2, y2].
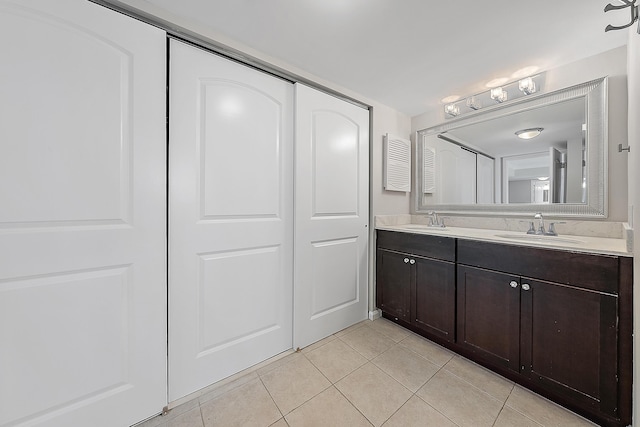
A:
[376, 230, 633, 426]
[457, 239, 633, 426]
[376, 230, 456, 342]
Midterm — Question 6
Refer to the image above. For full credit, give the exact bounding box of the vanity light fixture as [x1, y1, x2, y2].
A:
[466, 96, 482, 110]
[490, 87, 508, 103]
[518, 77, 537, 95]
[441, 73, 544, 119]
[515, 127, 544, 139]
[444, 103, 460, 117]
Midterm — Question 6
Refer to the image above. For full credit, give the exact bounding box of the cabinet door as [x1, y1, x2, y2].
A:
[520, 278, 618, 416]
[457, 265, 520, 372]
[413, 257, 456, 342]
[376, 249, 411, 322]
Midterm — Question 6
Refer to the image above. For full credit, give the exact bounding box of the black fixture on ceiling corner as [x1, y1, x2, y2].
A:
[604, 0, 639, 33]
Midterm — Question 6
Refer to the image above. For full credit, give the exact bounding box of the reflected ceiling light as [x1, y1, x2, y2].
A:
[485, 77, 509, 88]
[518, 77, 537, 95]
[466, 96, 482, 110]
[441, 95, 461, 103]
[515, 127, 544, 139]
[444, 104, 460, 117]
[490, 87, 508, 103]
[537, 176, 549, 181]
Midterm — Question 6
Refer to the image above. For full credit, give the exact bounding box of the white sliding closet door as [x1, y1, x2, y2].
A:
[0, 1, 167, 426]
[169, 40, 294, 401]
[294, 84, 370, 349]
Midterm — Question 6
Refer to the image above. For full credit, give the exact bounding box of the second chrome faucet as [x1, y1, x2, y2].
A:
[527, 212, 564, 236]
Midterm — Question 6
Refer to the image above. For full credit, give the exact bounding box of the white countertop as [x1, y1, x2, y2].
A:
[376, 224, 631, 256]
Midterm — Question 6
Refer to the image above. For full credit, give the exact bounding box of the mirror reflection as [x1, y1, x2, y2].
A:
[422, 97, 586, 205]
[415, 78, 606, 217]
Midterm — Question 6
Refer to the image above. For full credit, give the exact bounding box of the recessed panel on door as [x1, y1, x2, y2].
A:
[0, 267, 131, 425]
[312, 112, 359, 217]
[0, 1, 166, 426]
[0, 2, 133, 226]
[310, 238, 360, 319]
[197, 247, 283, 355]
[201, 82, 282, 219]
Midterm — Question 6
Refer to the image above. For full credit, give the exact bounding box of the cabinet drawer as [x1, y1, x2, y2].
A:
[457, 239, 619, 294]
[377, 230, 455, 261]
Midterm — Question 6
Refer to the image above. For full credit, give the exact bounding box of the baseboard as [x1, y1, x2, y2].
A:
[368, 309, 382, 320]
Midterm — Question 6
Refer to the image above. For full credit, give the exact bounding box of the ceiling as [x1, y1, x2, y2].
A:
[121, 0, 629, 116]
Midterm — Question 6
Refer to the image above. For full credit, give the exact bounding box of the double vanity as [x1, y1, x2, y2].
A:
[375, 217, 632, 427]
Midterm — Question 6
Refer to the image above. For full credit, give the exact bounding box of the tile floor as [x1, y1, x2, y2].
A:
[137, 318, 597, 427]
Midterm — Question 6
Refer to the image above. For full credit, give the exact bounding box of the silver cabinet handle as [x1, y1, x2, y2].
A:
[409, 259, 416, 265]
[522, 283, 531, 291]
[404, 258, 409, 263]
[510, 281, 518, 288]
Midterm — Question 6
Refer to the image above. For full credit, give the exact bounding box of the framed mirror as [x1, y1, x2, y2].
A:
[414, 77, 607, 217]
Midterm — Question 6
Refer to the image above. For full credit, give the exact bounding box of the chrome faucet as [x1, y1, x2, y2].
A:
[531, 212, 565, 236]
[426, 211, 445, 227]
[534, 212, 545, 235]
[545, 221, 566, 236]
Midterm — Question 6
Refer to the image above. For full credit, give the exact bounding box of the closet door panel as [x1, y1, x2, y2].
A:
[294, 84, 369, 348]
[169, 40, 294, 401]
[0, 1, 166, 426]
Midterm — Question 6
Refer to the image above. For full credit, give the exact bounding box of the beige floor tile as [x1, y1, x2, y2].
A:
[366, 318, 411, 343]
[340, 325, 395, 360]
[444, 355, 514, 401]
[300, 334, 337, 354]
[494, 406, 543, 427]
[372, 345, 439, 392]
[336, 363, 412, 426]
[505, 386, 597, 427]
[256, 352, 304, 377]
[269, 419, 289, 427]
[165, 407, 204, 427]
[416, 369, 503, 427]
[200, 378, 282, 427]
[382, 396, 457, 427]
[333, 320, 369, 338]
[260, 355, 331, 415]
[306, 338, 368, 383]
[198, 371, 259, 405]
[398, 333, 454, 366]
[285, 386, 373, 427]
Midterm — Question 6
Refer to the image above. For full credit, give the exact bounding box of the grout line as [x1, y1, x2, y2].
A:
[197, 403, 205, 427]
[258, 375, 286, 420]
[333, 383, 375, 427]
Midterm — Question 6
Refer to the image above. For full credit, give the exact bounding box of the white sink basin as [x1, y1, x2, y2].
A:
[402, 224, 450, 231]
[493, 233, 583, 245]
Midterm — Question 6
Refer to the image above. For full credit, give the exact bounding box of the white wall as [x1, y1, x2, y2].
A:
[412, 46, 629, 221]
[627, 28, 639, 427]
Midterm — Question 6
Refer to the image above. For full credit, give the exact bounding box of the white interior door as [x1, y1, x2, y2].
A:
[169, 40, 294, 401]
[294, 84, 369, 349]
[0, 1, 167, 426]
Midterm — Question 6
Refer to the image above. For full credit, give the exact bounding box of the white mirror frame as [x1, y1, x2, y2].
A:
[414, 77, 608, 218]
